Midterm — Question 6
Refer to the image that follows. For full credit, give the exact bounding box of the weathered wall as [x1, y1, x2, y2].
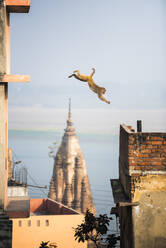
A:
[119, 125, 131, 198]
[12, 214, 87, 248]
[0, 214, 12, 248]
[133, 191, 166, 248]
[0, 0, 9, 211]
[119, 124, 166, 248]
[119, 206, 133, 248]
[0, 0, 7, 74]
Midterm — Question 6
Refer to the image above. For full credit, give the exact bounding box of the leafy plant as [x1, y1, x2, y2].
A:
[39, 241, 57, 248]
[39, 241, 50, 248]
[74, 209, 119, 248]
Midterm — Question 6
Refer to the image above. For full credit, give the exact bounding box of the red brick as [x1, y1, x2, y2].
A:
[138, 154, 149, 158]
[151, 149, 157, 152]
[128, 145, 135, 149]
[138, 162, 150, 166]
[141, 150, 151, 154]
[146, 145, 153, 149]
[129, 162, 137, 166]
[150, 137, 163, 141]
[151, 161, 161, 166]
[144, 166, 154, 170]
[130, 173, 140, 177]
[151, 141, 163, 145]
[134, 166, 141, 170]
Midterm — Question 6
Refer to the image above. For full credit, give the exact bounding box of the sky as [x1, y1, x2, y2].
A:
[8, 0, 166, 134]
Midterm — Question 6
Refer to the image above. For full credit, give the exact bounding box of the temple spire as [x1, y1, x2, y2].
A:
[48, 99, 96, 214]
[68, 98, 72, 121]
[65, 98, 75, 135]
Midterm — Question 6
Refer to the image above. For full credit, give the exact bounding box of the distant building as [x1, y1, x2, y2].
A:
[8, 198, 86, 248]
[48, 100, 96, 214]
[6, 148, 86, 248]
[111, 121, 166, 248]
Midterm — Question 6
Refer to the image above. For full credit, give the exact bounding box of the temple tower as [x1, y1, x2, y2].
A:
[48, 100, 96, 214]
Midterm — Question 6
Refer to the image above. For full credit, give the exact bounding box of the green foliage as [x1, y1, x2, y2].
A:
[106, 234, 120, 248]
[74, 210, 118, 248]
[39, 241, 57, 248]
[48, 142, 57, 158]
[39, 241, 50, 248]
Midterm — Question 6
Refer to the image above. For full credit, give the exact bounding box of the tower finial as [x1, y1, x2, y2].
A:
[68, 98, 71, 120]
[65, 98, 75, 134]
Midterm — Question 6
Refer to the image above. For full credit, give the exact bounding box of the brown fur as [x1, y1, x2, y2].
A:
[68, 68, 110, 104]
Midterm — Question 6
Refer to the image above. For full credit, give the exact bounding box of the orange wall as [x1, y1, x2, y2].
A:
[12, 214, 86, 248]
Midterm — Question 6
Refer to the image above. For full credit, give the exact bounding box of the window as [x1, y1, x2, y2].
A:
[18, 220, 22, 227]
[37, 220, 40, 227]
[45, 219, 49, 226]
[27, 220, 31, 226]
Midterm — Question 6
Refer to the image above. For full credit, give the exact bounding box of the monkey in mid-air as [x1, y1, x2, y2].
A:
[68, 68, 110, 104]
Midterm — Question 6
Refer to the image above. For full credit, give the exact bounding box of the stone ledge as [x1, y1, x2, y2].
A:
[111, 179, 139, 207]
[5, 0, 30, 13]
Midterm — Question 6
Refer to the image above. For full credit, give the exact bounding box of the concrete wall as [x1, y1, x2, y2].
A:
[8, 186, 28, 197]
[0, 0, 9, 211]
[133, 191, 166, 248]
[12, 214, 87, 248]
[119, 124, 166, 248]
[0, 214, 12, 248]
[119, 125, 131, 198]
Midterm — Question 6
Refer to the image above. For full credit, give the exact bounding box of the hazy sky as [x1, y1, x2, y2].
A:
[8, 0, 166, 133]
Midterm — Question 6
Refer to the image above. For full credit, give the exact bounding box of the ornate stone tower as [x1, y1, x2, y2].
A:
[48, 100, 96, 214]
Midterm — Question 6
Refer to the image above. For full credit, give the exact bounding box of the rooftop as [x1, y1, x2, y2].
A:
[7, 197, 80, 218]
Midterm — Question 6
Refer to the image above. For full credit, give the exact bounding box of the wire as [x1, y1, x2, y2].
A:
[91, 189, 112, 193]
[12, 150, 48, 197]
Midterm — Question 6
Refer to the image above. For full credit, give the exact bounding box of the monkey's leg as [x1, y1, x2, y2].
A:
[98, 93, 110, 104]
[68, 74, 88, 83]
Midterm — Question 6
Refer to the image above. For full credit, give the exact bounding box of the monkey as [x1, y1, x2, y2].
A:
[68, 68, 110, 104]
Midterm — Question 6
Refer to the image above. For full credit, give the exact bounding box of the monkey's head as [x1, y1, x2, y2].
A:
[101, 87, 106, 94]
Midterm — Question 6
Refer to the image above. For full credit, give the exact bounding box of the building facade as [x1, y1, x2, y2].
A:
[9, 198, 86, 248]
[48, 101, 96, 214]
[111, 122, 166, 248]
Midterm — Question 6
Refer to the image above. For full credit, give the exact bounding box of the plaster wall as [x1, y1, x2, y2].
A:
[12, 214, 86, 248]
[8, 186, 28, 197]
[133, 191, 166, 248]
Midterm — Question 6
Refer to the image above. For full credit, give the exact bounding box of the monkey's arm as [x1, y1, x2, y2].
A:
[98, 93, 110, 104]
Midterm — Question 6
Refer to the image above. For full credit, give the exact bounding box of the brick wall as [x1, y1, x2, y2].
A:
[119, 124, 166, 199]
[128, 132, 166, 174]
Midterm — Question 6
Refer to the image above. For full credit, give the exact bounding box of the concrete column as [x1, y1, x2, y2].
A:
[8, 148, 12, 179]
[0, 0, 9, 211]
